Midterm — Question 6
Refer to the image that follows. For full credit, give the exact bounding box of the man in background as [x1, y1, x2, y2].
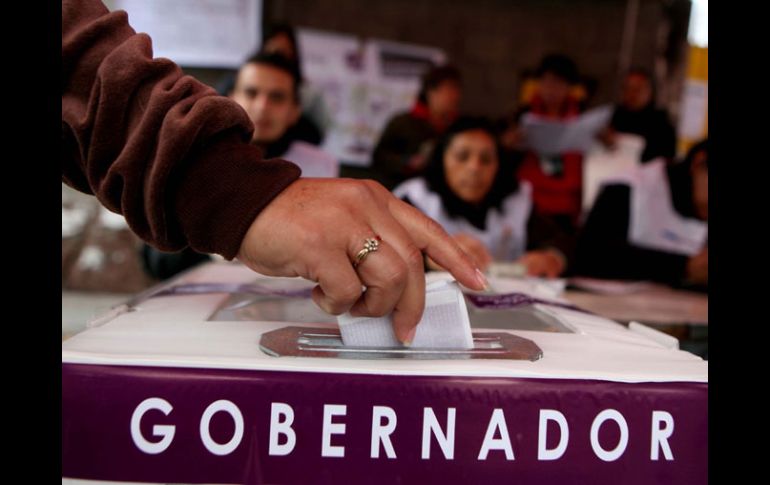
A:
[142, 52, 339, 279]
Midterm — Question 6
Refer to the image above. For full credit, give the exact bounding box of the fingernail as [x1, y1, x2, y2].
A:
[317, 301, 333, 315]
[475, 268, 490, 291]
[401, 326, 417, 347]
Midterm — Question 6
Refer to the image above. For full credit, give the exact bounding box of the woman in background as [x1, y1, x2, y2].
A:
[574, 139, 708, 289]
[393, 116, 573, 277]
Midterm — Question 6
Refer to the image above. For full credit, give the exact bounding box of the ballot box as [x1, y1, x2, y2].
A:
[62, 261, 707, 484]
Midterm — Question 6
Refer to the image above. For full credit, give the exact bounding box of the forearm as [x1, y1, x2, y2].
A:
[62, 0, 300, 258]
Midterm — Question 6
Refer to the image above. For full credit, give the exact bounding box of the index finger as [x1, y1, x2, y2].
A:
[389, 197, 487, 291]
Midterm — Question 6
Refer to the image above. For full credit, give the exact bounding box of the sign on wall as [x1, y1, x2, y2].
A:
[298, 28, 446, 166]
[110, 0, 262, 68]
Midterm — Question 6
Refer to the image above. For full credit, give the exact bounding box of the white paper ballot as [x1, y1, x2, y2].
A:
[337, 279, 474, 349]
[520, 105, 613, 156]
[581, 133, 645, 213]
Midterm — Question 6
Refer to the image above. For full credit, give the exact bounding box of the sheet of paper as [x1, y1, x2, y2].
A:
[582, 133, 645, 212]
[337, 279, 473, 349]
[520, 105, 613, 156]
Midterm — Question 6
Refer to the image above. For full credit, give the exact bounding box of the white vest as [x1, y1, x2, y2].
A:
[393, 178, 533, 261]
[283, 141, 339, 178]
[601, 159, 707, 256]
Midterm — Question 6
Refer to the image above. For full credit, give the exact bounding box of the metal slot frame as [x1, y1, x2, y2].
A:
[260, 326, 543, 361]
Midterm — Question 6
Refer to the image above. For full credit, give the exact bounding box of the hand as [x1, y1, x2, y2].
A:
[427, 233, 492, 272]
[237, 178, 487, 344]
[597, 127, 617, 150]
[515, 249, 566, 278]
[686, 247, 708, 285]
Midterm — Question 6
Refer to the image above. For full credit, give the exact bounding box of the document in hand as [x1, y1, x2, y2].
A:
[337, 279, 474, 349]
[520, 104, 613, 156]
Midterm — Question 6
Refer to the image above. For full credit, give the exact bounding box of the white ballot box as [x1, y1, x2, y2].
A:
[63, 261, 707, 484]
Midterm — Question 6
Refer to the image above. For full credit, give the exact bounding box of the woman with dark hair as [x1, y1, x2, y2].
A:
[574, 139, 708, 288]
[599, 67, 678, 163]
[393, 117, 572, 277]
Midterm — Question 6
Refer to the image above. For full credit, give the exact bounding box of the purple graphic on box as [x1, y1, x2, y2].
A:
[465, 292, 590, 313]
[63, 364, 707, 484]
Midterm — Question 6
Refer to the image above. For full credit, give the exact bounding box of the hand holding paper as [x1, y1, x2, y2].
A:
[520, 105, 614, 156]
[337, 279, 474, 349]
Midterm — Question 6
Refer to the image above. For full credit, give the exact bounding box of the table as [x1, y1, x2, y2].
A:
[564, 284, 707, 326]
[564, 281, 708, 358]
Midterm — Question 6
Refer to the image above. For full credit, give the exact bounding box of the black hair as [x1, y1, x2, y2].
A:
[262, 23, 303, 80]
[417, 65, 462, 104]
[536, 53, 579, 84]
[423, 116, 521, 228]
[626, 66, 653, 82]
[684, 138, 708, 169]
[667, 138, 708, 218]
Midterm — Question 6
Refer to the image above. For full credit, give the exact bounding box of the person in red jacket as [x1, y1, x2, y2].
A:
[507, 54, 585, 235]
[371, 65, 462, 190]
[62, 0, 486, 344]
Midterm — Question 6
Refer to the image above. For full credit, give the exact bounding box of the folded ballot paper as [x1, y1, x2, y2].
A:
[521, 104, 613, 156]
[337, 279, 474, 349]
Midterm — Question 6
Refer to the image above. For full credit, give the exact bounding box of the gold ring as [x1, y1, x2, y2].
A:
[354, 236, 381, 268]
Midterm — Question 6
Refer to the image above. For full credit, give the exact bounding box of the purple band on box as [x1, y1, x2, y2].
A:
[63, 364, 706, 484]
[464, 292, 591, 313]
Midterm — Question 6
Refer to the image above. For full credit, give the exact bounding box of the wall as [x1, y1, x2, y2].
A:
[262, 0, 691, 119]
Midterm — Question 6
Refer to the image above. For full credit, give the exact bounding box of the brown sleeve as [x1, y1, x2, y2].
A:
[61, 0, 301, 259]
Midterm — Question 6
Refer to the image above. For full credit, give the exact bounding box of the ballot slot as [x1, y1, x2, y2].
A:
[259, 326, 543, 361]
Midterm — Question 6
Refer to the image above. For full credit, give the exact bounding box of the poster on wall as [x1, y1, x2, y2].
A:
[297, 29, 369, 166]
[678, 80, 707, 140]
[298, 29, 446, 166]
[676, 45, 708, 154]
[109, 0, 262, 68]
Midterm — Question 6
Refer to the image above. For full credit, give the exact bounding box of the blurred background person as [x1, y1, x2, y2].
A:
[371, 64, 462, 190]
[217, 24, 329, 146]
[573, 139, 708, 290]
[230, 52, 338, 177]
[393, 116, 572, 278]
[261, 23, 333, 144]
[510, 54, 586, 236]
[598, 67, 677, 163]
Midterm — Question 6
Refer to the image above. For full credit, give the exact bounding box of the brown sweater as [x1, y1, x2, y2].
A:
[62, 0, 301, 259]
